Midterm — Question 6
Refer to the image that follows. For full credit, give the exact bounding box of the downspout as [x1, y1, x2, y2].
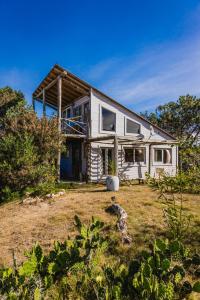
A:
[148, 144, 152, 175]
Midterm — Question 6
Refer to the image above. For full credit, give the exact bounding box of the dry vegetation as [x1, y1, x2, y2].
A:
[0, 184, 199, 267]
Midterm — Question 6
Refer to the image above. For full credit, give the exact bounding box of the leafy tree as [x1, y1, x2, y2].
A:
[0, 87, 60, 201]
[0, 86, 25, 118]
[141, 95, 200, 171]
[141, 95, 200, 145]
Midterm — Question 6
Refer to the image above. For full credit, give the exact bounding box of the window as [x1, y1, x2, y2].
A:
[154, 149, 172, 164]
[73, 105, 82, 117]
[125, 149, 133, 162]
[124, 148, 145, 163]
[126, 119, 140, 134]
[155, 149, 162, 162]
[102, 107, 116, 131]
[83, 102, 89, 122]
[101, 148, 113, 175]
[135, 148, 145, 162]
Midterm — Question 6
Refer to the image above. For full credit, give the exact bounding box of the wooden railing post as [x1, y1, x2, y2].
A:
[114, 135, 118, 176]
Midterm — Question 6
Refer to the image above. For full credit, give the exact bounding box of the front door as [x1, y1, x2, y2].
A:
[72, 141, 82, 180]
[61, 141, 82, 181]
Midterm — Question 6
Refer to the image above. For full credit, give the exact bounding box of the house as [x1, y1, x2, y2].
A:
[32, 64, 178, 182]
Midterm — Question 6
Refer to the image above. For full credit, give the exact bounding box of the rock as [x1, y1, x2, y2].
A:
[22, 196, 42, 205]
[106, 200, 132, 244]
[22, 197, 38, 205]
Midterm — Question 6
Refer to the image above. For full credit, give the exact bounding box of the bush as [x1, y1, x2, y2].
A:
[0, 216, 199, 299]
[146, 170, 200, 194]
[0, 87, 61, 202]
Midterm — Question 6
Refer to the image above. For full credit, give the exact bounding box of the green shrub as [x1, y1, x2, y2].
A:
[0, 87, 61, 202]
[146, 170, 200, 194]
[0, 216, 199, 300]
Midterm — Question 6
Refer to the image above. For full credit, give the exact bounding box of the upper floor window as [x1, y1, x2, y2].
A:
[154, 149, 172, 164]
[83, 102, 90, 122]
[73, 105, 82, 117]
[126, 119, 140, 134]
[102, 107, 116, 132]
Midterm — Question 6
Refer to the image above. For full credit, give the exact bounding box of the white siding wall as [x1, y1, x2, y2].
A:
[90, 89, 172, 140]
[88, 90, 178, 182]
[89, 143, 177, 182]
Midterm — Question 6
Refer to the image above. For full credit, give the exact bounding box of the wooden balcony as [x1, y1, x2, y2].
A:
[61, 116, 88, 137]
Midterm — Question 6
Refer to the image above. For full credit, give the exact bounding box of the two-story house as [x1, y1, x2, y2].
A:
[32, 64, 178, 182]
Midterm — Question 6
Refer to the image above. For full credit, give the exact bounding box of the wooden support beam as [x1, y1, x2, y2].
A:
[35, 77, 59, 98]
[57, 76, 62, 182]
[114, 135, 118, 176]
[42, 89, 46, 116]
[87, 135, 115, 143]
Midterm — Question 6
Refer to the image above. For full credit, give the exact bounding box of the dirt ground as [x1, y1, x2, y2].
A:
[0, 185, 199, 266]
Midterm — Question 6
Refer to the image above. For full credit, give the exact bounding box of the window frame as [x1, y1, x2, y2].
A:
[124, 147, 146, 164]
[101, 147, 114, 175]
[101, 106, 116, 133]
[154, 148, 172, 165]
[125, 117, 141, 135]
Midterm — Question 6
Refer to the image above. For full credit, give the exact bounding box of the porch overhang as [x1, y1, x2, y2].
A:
[87, 135, 178, 145]
[32, 64, 90, 108]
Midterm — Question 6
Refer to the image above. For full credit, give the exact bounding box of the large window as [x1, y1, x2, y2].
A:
[154, 149, 172, 164]
[126, 119, 140, 134]
[102, 107, 116, 131]
[124, 148, 145, 163]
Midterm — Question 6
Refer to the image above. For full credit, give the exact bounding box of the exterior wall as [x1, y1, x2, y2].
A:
[63, 90, 177, 182]
[150, 144, 177, 178]
[89, 143, 177, 182]
[88, 89, 177, 182]
[90, 89, 172, 140]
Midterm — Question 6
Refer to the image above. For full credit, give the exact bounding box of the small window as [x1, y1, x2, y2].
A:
[67, 108, 71, 118]
[124, 148, 145, 163]
[125, 149, 134, 162]
[154, 149, 172, 164]
[155, 149, 162, 162]
[102, 107, 116, 131]
[135, 148, 145, 162]
[83, 102, 89, 122]
[74, 105, 82, 117]
[126, 119, 140, 134]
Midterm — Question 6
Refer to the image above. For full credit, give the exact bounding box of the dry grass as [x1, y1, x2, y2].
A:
[0, 184, 199, 266]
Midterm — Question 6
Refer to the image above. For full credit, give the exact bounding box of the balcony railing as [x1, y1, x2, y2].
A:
[61, 116, 88, 136]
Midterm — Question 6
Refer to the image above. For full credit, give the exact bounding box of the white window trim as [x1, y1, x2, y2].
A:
[123, 147, 146, 165]
[124, 117, 141, 136]
[100, 105, 116, 134]
[153, 148, 172, 166]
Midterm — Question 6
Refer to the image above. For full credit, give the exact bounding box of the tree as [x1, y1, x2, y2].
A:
[141, 95, 200, 171]
[0, 87, 60, 200]
[141, 95, 200, 145]
[0, 86, 25, 118]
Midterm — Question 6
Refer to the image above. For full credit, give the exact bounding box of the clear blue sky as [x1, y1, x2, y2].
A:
[0, 0, 200, 113]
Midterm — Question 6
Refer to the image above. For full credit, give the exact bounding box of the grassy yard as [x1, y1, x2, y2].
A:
[0, 184, 199, 267]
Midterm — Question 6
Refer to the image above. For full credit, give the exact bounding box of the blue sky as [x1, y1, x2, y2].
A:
[0, 0, 200, 113]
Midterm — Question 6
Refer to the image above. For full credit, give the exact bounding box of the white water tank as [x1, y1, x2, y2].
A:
[106, 176, 119, 191]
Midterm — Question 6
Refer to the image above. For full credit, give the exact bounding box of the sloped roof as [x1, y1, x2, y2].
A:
[33, 64, 176, 140]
